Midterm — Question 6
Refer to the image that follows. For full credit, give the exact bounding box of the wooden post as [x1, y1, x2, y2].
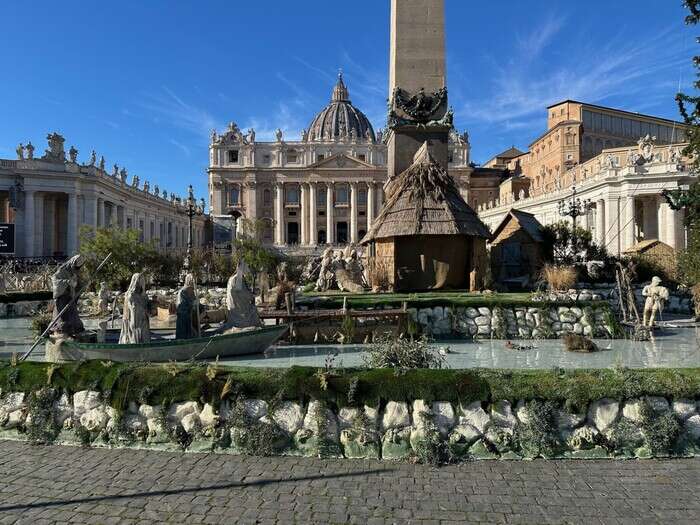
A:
[285, 292, 294, 315]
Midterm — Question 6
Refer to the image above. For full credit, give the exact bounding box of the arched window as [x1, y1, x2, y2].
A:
[229, 185, 240, 206]
[263, 189, 271, 205]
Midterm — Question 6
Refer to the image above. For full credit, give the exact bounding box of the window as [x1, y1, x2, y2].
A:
[287, 151, 298, 163]
[288, 211, 297, 217]
[286, 186, 299, 205]
[565, 133, 574, 146]
[358, 154, 366, 162]
[319, 211, 326, 217]
[317, 154, 325, 162]
[229, 186, 240, 206]
[263, 154, 271, 164]
[358, 189, 367, 205]
[317, 188, 327, 206]
[228, 150, 239, 163]
[263, 189, 271, 205]
[335, 185, 349, 205]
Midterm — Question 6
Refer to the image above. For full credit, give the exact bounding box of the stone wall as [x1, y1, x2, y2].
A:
[2, 389, 699, 461]
[0, 301, 50, 319]
[409, 304, 616, 339]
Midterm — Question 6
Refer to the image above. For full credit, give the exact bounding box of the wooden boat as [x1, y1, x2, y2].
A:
[44, 324, 289, 363]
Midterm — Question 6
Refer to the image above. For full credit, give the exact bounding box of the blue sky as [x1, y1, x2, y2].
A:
[0, 1, 696, 203]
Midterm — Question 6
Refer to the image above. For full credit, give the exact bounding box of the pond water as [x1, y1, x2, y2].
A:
[2, 317, 699, 369]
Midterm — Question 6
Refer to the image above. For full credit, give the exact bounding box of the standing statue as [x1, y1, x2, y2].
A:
[275, 128, 283, 142]
[98, 156, 105, 171]
[97, 282, 110, 316]
[25, 142, 34, 159]
[16, 143, 24, 160]
[225, 261, 261, 329]
[120, 168, 128, 183]
[113, 164, 119, 177]
[176, 273, 201, 339]
[642, 277, 670, 328]
[69, 146, 78, 163]
[315, 248, 336, 291]
[51, 255, 86, 337]
[89, 150, 96, 166]
[247, 128, 256, 143]
[344, 249, 366, 287]
[119, 273, 150, 344]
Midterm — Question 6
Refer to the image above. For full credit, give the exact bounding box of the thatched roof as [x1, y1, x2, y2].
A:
[361, 142, 491, 243]
[490, 209, 544, 243]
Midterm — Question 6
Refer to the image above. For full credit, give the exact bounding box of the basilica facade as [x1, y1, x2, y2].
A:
[207, 74, 500, 252]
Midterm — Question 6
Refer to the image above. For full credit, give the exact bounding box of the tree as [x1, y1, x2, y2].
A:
[79, 227, 163, 290]
[541, 221, 607, 265]
[231, 219, 281, 290]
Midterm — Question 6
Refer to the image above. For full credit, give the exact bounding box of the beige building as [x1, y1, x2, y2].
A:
[0, 133, 209, 258]
[207, 74, 500, 252]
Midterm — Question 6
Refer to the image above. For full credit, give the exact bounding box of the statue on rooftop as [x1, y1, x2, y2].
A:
[120, 168, 128, 183]
[225, 261, 261, 329]
[210, 129, 218, 144]
[143, 181, 150, 193]
[132, 175, 140, 188]
[119, 273, 150, 344]
[275, 128, 283, 142]
[51, 254, 86, 337]
[642, 276, 670, 328]
[16, 143, 24, 160]
[638, 134, 656, 163]
[176, 273, 200, 340]
[25, 142, 34, 159]
[113, 164, 119, 177]
[43, 132, 66, 163]
[69, 146, 78, 163]
[301, 129, 309, 142]
[89, 150, 96, 166]
[247, 128, 256, 143]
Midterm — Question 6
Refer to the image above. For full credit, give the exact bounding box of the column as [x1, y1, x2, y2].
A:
[326, 182, 335, 244]
[23, 190, 36, 257]
[642, 198, 658, 240]
[67, 192, 78, 255]
[623, 195, 636, 251]
[275, 183, 284, 245]
[605, 197, 620, 256]
[300, 183, 308, 245]
[350, 182, 358, 244]
[110, 203, 117, 229]
[97, 199, 105, 228]
[666, 205, 684, 250]
[44, 197, 55, 256]
[85, 195, 98, 231]
[33, 193, 44, 257]
[367, 182, 376, 229]
[309, 183, 318, 246]
[595, 200, 605, 247]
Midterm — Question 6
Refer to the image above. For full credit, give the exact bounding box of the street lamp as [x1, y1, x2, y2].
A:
[182, 184, 205, 276]
[557, 184, 592, 262]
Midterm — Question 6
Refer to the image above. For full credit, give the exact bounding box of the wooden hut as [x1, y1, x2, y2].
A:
[622, 239, 678, 280]
[361, 142, 491, 292]
[489, 210, 545, 282]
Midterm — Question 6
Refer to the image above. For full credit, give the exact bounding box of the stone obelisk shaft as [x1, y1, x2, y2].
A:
[387, 0, 449, 180]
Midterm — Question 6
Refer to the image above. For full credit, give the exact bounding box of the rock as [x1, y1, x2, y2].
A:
[180, 412, 201, 434]
[146, 419, 169, 444]
[570, 307, 583, 318]
[567, 425, 599, 450]
[0, 392, 25, 414]
[477, 325, 490, 336]
[381, 427, 412, 460]
[646, 396, 669, 414]
[469, 439, 499, 460]
[478, 307, 491, 316]
[382, 401, 410, 430]
[573, 323, 584, 335]
[465, 307, 479, 319]
[123, 414, 147, 437]
[515, 400, 530, 425]
[460, 401, 491, 433]
[485, 426, 515, 453]
[411, 400, 431, 429]
[3, 410, 25, 429]
[672, 399, 697, 421]
[53, 394, 73, 427]
[364, 405, 379, 427]
[555, 410, 585, 431]
[432, 402, 456, 434]
[199, 404, 219, 429]
[340, 428, 380, 459]
[272, 402, 304, 435]
[138, 404, 160, 420]
[588, 399, 620, 431]
[475, 316, 490, 327]
[80, 407, 108, 432]
[167, 401, 200, 424]
[552, 322, 562, 332]
[684, 415, 700, 442]
[448, 424, 481, 456]
[303, 401, 338, 441]
[491, 401, 517, 429]
[73, 391, 101, 418]
[242, 399, 268, 420]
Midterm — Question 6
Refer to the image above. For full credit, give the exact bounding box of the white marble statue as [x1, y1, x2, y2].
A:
[225, 261, 261, 329]
[642, 276, 670, 327]
[176, 273, 201, 339]
[25, 142, 34, 159]
[315, 248, 335, 292]
[97, 282, 110, 316]
[16, 143, 24, 160]
[119, 273, 150, 344]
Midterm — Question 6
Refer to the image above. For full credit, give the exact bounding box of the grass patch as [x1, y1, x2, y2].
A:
[3, 362, 700, 415]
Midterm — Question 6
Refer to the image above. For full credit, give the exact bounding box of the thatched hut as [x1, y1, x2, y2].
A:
[622, 239, 678, 280]
[489, 209, 545, 282]
[361, 142, 491, 292]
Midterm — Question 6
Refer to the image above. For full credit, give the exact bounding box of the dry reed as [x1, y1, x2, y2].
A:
[541, 264, 577, 291]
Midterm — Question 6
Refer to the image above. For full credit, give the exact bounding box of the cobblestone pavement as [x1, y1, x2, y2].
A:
[1, 441, 699, 524]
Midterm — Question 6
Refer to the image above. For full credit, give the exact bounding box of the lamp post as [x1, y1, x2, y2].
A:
[557, 184, 591, 262]
[182, 184, 205, 277]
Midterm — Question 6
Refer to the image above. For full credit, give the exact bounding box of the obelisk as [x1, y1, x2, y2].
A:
[387, 0, 452, 180]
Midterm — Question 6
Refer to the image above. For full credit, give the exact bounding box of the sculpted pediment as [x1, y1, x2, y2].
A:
[310, 153, 374, 170]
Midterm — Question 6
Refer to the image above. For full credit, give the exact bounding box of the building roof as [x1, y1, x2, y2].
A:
[307, 73, 375, 143]
[622, 239, 673, 254]
[547, 99, 688, 127]
[361, 142, 491, 243]
[490, 209, 544, 243]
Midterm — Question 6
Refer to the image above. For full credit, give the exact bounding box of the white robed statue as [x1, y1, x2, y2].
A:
[225, 261, 261, 329]
[119, 273, 151, 344]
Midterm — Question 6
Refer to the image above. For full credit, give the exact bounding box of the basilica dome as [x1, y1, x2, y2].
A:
[307, 74, 375, 142]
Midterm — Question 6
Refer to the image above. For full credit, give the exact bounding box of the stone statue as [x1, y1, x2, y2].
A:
[113, 164, 119, 177]
[339, 249, 367, 292]
[642, 276, 670, 327]
[44, 132, 66, 162]
[69, 146, 78, 163]
[376, 129, 384, 144]
[225, 261, 261, 329]
[51, 254, 86, 337]
[25, 142, 34, 159]
[98, 156, 105, 171]
[275, 128, 283, 142]
[637, 134, 656, 163]
[154, 185, 160, 196]
[604, 154, 615, 169]
[669, 148, 680, 164]
[119, 273, 150, 344]
[247, 128, 256, 143]
[210, 129, 218, 143]
[143, 181, 150, 193]
[131, 175, 139, 188]
[120, 168, 128, 183]
[315, 248, 336, 292]
[301, 129, 309, 142]
[176, 273, 200, 339]
[97, 282, 110, 316]
[89, 150, 96, 166]
[16, 143, 24, 160]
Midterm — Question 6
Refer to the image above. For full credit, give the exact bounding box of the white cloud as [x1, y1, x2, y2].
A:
[138, 87, 222, 140]
[169, 138, 191, 157]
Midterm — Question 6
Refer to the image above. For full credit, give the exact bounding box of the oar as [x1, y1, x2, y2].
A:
[21, 253, 113, 362]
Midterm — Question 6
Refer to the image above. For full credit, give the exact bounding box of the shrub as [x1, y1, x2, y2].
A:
[363, 335, 446, 370]
[541, 264, 577, 291]
[367, 257, 392, 291]
[30, 309, 53, 336]
[517, 400, 561, 458]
